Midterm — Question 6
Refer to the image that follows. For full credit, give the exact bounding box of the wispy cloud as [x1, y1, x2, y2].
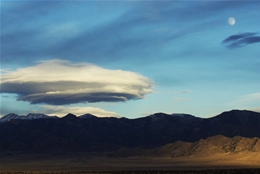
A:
[0, 59, 153, 105]
[171, 90, 190, 102]
[235, 93, 260, 104]
[40, 105, 120, 118]
[180, 90, 190, 94]
[4, 1, 255, 65]
[222, 32, 260, 49]
[0, 68, 12, 74]
[251, 107, 260, 113]
[173, 97, 188, 102]
[227, 92, 260, 110]
[170, 90, 190, 94]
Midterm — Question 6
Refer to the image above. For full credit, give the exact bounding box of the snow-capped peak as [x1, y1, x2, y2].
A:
[26, 113, 49, 119]
[148, 113, 169, 121]
[0, 113, 53, 123]
[0, 113, 20, 123]
[171, 113, 194, 117]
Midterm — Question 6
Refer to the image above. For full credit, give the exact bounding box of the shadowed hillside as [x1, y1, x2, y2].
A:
[0, 110, 260, 153]
[112, 135, 260, 157]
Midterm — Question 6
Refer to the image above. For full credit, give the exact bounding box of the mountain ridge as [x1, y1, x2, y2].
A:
[0, 113, 57, 123]
[0, 113, 99, 123]
[0, 110, 260, 154]
[1, 109, 258, 123]
[0, 112, 198, 122]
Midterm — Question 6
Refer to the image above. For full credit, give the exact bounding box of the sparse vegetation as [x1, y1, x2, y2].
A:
[1, 169, 260, 174]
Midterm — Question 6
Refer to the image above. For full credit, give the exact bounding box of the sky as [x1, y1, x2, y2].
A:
[1, 0, 260, 118]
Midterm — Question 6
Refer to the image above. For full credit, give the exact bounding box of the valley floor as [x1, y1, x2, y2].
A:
[1, 152, 260, 172]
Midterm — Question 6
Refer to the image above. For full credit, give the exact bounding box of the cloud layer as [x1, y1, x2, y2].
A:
[222, 32, 260, 49]
[0, 59, 153, 105]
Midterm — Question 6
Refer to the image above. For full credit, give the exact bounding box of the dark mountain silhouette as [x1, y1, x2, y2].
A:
[0, 110, 260, 153]
[79, 113, 96, 119]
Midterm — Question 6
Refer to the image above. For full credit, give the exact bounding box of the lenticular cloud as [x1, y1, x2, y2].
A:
[222, 32, 260, 49]
[0, 59, 153, 105]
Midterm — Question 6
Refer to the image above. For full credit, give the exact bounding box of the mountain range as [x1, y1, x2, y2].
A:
[0, 110, 260, 154]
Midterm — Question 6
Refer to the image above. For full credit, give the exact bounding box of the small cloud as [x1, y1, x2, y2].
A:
[169, 90, 190, 95]
[41, 105, 121, 118]
[222, 32, 260, 49]
[180, 90, 190, 94]
[173, 97, 188, 102]
[0, 59, 153, 105]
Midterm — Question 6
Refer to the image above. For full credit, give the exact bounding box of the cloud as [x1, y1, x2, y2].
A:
[4, 1, 254, 66]
[173, 97, 188, 102]
[227, 93, 260, 111]
[40, 105, 120, 118]
[180, 90, 190, 94]
[222, 32, 260, 49]
[0, 68, 12, 74]
[235, 93, 260, 104]
[170, 90, 190, 94]
[0, 59, 153, 105]
[251, 107, 260, 113]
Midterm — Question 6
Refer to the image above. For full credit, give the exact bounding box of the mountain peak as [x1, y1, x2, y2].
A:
[220, 109, 256, 115]
[148, 113, 170, 121]
[62, 113, 77, 119]
[79, 113, 96, 119]
[0, 113, 56, 123]
[3, 113, 19, 117]
[171, 113, 195, 117]
[26, 113, 49, 119]
[65, 113, 77, 117]
[0, 113, 20, 123]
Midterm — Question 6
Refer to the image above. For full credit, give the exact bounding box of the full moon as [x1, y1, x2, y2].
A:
[228, 17, 236, 25]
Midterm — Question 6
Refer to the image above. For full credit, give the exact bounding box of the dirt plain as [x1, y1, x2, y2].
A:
[1, 152, 260, 173]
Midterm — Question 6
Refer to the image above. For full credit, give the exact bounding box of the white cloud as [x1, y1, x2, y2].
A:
[0, 59, 153, 105]
[41, 105, 120, 118]
[0, 68, 12, 74]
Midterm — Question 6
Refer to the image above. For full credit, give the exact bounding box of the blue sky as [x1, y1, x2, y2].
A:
[1, 0, 260, 118]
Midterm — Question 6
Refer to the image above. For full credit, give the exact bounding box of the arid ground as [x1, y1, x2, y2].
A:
[1, 152, 260, 172]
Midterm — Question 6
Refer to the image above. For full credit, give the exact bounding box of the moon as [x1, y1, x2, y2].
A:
[228, 17, 236, 25]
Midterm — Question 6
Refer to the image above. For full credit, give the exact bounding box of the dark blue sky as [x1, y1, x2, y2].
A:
[1, 1, 260, 118]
